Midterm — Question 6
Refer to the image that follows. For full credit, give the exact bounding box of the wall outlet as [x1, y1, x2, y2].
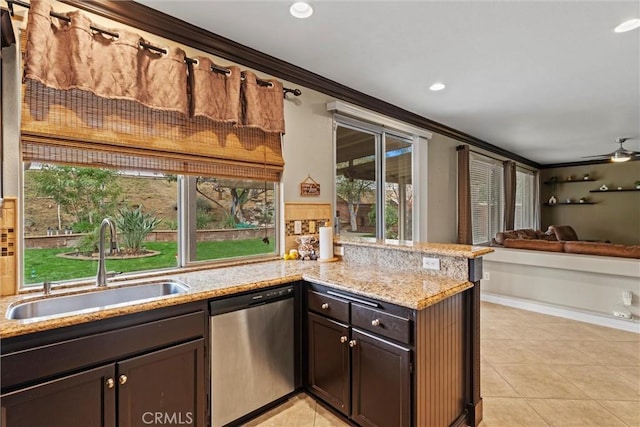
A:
[622, 291, 632, 306]
[422, 257, 440, 270]
[308, 220, 316, 234]
[483, 272, 490, 281]
[613, 311, 632, 320]
[294, 220, 302, 234]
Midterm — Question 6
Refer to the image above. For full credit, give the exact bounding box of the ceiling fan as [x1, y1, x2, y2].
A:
[582, 137, 639, 163]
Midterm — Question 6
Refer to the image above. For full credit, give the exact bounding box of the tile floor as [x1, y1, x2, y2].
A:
[247, 302, 640, 426]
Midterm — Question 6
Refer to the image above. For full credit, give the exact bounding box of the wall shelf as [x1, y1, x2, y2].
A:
[543, 178, 595, 184]
[544, 202, 597, 206]
[589, 189, 640, 193]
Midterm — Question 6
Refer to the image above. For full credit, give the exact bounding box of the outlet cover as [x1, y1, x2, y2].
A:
[422, 257, 440, 270]
[309, 220, 316, 234]
[294, 220, 302, 234]
[483, 272, 490, 281]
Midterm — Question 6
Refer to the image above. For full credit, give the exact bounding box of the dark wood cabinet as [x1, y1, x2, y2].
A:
[1, 302, 207, 427]
[1, 364, 116, 427]
[118, 339, 205, 427]
[306, 286, 412, 427]
[307, 312, 350, 415]
[351, 329, 411, 427]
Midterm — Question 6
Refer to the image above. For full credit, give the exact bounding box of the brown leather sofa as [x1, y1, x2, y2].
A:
[492, 226, 640, 259]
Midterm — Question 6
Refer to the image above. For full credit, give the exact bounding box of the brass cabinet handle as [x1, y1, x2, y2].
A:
[106, 378, 115, 389]
[349, 339, 357, 347]
[340, 335, 348, 343]
[119, 375, 128, 385]
[321, 303, 329, 310]
[371, 319, 381, 326]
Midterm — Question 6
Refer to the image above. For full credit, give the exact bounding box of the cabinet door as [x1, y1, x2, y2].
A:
[117, 339, 205, 427]
[351, 329, 411, 427]
[1, 364, 116, 427]
[307, 312, 350, 415]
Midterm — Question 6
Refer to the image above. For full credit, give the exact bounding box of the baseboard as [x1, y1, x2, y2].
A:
[481, 292, 640, 333]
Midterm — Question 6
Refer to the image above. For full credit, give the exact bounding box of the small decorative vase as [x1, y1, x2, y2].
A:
[548, 195, 557, 205]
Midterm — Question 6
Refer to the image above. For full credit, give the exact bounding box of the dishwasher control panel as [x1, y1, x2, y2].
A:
[209, 285, 294, 315]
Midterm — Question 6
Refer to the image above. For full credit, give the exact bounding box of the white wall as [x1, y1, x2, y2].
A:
[483, 248, 640, 330]
[2, 43, 20, 198]
[280, 88, 334, 204]
[425, 133, 458, 243]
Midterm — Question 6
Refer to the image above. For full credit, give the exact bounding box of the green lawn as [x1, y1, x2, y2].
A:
[24, 239, 275, 286]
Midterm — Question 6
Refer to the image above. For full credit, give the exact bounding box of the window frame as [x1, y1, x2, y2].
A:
[20, 166, 280, 289]
[514, 167, 536, 230]
[469, 153, 504, 245]
[333, 114, 418, 241]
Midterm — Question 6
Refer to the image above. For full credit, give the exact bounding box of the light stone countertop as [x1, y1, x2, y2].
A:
[336, 236, 493, 259]
[0, 260, 474, 339]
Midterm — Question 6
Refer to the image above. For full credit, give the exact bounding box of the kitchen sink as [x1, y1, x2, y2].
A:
[6, 280, 190, 321]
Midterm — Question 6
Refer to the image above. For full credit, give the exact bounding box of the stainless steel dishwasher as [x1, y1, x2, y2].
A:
[209, 285, 295, 427]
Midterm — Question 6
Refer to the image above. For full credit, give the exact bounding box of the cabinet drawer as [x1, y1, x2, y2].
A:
[351, 304, 411, 345]
[308, 290, 349, 323]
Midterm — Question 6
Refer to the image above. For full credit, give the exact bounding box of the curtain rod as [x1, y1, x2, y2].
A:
[7, 0, 302, 98]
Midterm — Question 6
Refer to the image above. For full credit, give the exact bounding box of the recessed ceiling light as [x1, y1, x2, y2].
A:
[429, 82, 446, 91]
[614, 18, 640, 33]
[290, 2, 313, 19]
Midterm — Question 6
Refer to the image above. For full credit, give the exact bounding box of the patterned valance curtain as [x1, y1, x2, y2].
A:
[20, 0, 285, 182]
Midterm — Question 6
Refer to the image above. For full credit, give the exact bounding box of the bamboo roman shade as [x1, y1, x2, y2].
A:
[20, 0, 285, 182]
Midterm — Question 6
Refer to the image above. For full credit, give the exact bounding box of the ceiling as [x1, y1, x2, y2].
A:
[135, 1, 640, 166]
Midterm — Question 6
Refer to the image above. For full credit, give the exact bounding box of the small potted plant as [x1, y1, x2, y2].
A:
[635, 180, 640, 190]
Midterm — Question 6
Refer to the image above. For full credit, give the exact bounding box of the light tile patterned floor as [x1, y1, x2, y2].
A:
[246, 302, 640, 426]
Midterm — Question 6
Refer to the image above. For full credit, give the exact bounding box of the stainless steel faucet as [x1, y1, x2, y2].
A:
[96, 218, 118, 287]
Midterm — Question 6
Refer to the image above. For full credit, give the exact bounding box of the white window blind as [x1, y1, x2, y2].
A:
[470, 154, 504, 245]
[515, 168, 535, 230]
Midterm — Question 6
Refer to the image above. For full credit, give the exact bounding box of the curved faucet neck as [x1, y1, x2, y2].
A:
[96, 218, 117, 287]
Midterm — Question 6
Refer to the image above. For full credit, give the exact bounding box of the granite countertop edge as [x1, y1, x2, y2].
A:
[336, 237, 493, 259]
[0, 260, 475, 338]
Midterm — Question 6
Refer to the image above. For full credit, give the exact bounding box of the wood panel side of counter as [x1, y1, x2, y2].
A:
[415, 291, 466, 427]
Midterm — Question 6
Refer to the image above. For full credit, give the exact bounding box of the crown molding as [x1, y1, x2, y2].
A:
[57, 0, 541, 168]
[538, 158, 631, 169]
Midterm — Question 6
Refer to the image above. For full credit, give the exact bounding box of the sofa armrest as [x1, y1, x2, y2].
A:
[503, 239, 565, 252]
[564, 241, 640, 259]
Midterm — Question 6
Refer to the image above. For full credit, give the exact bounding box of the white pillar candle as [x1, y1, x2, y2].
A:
[319, 226, 334, 260]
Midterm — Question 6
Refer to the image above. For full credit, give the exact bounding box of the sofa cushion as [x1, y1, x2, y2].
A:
[516, 229, 538, 240]
[503, 239, 565, 252]
[564, 241, 640, 259]
[495, 230, 518, 245]
[548, 225, 578, 241]
[536, 230, 557, 241]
